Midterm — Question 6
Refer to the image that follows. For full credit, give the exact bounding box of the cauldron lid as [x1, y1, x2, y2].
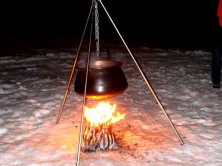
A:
[77, 60, 122, 69]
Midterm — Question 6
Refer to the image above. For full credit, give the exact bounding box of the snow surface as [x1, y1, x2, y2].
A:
[1, 45, 222, 166]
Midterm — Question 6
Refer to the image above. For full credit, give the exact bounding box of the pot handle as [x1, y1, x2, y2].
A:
[91, 39, 111, 60]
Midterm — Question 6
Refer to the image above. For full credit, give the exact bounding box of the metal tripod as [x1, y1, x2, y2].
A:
[55, 0, 184, 165]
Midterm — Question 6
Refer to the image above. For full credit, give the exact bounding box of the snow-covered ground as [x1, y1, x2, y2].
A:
[1, 44, 222, 166]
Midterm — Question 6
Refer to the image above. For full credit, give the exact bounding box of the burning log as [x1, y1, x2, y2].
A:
[82, 120, 116, 152]
[81, 101, 125, 152]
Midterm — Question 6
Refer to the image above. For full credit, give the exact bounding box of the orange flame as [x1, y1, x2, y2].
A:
[84, 101, 126, 127]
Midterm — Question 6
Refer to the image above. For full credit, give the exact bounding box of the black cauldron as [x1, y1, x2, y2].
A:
[74, 60, 128, 99]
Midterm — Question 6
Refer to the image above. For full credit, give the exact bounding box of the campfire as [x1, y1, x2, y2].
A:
[82, 101, 126, 152]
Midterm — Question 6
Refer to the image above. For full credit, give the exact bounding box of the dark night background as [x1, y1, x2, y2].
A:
[0, 0, 220, 54]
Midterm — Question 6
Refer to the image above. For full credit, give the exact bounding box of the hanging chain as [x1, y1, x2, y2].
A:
[94, 0, 100, 58]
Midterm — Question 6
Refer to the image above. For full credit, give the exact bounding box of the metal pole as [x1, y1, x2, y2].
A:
[98, 0, 184, 145]
[76, 2, 95, 165]
[56, 3, 93, 124]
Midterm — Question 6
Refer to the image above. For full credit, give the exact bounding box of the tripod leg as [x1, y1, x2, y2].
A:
[98, 0, 184, 145]
[56, 3, 93, 124]
[76, 1, 99, 166]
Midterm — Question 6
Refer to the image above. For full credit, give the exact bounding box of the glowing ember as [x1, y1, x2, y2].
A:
[82, 101, 126, 152]
[84, 101, 126, 126]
